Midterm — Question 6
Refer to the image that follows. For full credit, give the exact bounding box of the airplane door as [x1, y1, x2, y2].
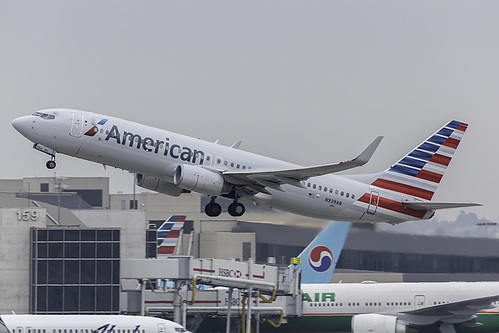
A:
[70, 113, 83, 137]
[157, 323, 166, 333]
[367, 191, 379, 214]
[414, 295, 425, 308]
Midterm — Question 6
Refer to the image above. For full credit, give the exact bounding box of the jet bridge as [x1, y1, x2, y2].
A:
[121, 256, 302, 333]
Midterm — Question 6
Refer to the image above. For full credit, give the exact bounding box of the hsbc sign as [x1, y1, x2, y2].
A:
[218, 268, 243, 278]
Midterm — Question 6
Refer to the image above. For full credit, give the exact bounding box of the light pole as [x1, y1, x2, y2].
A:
[55, 177, 68, 224]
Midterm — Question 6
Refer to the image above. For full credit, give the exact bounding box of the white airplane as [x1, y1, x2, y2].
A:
[289, 281, 499, 333]
[0, 314, 189, 333]
[12, 109, 479, 223]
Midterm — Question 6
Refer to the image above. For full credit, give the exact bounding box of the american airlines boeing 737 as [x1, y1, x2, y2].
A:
[12, 109, 479, 222]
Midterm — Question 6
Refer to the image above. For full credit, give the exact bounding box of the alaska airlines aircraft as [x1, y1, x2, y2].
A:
[0, 315, 189, 333]
[274, 281, 499, 333]
[12, 109, 479, 222]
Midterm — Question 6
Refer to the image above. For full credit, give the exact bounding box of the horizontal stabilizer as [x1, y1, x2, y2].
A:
[403, 201, 482, 211]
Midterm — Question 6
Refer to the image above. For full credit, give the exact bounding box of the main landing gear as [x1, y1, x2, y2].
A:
[205, 197, 222, 217]
[228, 201, 245, 217]
[204, 197, 246, 217]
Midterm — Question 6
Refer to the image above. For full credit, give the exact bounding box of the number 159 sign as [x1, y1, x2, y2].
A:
[16, 209, 40, 221]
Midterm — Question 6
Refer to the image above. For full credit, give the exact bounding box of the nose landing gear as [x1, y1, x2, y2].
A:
[45, 154, 56, 169]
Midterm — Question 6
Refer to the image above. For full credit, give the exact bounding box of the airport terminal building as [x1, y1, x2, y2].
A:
[1, 176, 498, 315]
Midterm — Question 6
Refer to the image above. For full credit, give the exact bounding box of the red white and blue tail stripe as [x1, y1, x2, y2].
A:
[372, 120, 468, 201]
[157, 215, 186, 258]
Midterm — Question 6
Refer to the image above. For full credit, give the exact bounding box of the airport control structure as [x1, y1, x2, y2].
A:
[1, 176, 499, 333]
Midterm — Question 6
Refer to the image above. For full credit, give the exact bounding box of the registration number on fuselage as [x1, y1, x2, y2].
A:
[325, 197, 342, 207]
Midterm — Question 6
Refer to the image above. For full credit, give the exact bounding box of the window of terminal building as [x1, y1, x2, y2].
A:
[242, 242, 251, 262]
[40, 183, 49, 192]
[130, 199, 138, 210]
[62, 189, 103, 207]
[30, 228, 120, 314]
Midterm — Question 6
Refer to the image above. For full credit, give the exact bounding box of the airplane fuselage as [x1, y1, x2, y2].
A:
[1, 315, 188, 333]
[12, 109, 438, 223]
[295, 282, 499, 333]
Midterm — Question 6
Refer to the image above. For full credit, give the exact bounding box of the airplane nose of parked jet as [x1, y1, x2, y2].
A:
[12, 116, 31, 134]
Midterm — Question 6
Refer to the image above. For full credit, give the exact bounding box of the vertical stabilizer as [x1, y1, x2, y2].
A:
[157, 215, 186, 258]
[294, 221, 351, 283]
[372, 120, 468, 201]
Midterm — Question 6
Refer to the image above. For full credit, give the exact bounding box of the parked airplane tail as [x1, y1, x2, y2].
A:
[157, 215, 186, 258]
[373, 120, 468, 201]
[294, 221, 352, 283]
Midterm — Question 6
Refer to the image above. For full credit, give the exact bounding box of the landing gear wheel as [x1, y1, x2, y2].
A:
[228, 202, 245, 217]
[205, 202, 222, 217]
[46, 160, 56, 169]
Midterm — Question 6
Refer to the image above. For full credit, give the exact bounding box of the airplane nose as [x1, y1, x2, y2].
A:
[12, 116, 32, 135]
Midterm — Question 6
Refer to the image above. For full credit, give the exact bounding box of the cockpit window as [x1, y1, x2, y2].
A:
[32, 112, 55, 120]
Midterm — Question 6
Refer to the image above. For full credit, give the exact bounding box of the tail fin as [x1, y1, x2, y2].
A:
[372, 120, 468, 201]
[157, 215, 186, 258]
[294, 221, 351, 284]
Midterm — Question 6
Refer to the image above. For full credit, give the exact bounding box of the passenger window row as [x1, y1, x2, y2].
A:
[387, 302, 411, 306]
[306, 182, 356, 199]
[309, 302, 343, 307]
[205, 155, 252, 171]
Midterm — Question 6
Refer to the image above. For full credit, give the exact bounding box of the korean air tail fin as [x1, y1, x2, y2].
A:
[293, 221, 351, 283]
[157, 215, 186, 258]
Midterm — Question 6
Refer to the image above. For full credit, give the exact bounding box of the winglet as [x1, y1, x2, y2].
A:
[350, 136, 383, 167]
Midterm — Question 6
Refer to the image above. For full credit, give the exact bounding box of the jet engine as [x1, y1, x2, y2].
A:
[352, 314, 409, 333]
[135, 173, 186, 197]
[174, 164, 231, 196]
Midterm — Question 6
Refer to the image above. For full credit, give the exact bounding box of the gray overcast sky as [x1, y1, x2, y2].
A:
[1, 1, 498, 222]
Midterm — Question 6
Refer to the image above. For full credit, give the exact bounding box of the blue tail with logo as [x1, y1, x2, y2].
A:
[294, 221, 351, 283]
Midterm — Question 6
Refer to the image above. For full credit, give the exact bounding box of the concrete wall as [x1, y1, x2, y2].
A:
[0, 177, 110, 209]
[199, 232, 255, 261]
[0, 208, 47, 314]
[109, 192, 202, 222]
[0, 179, 23, 192]
[75, 210, 147, 260]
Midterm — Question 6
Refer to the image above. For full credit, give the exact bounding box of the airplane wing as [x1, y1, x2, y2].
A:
[396, 294, 499, 330]
[221, 136, 383, 193]
[403, 202, 482, 211]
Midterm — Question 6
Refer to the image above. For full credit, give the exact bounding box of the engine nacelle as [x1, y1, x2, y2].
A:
[174, 164, 230, 196]
[352, 314, 408, 333]
[135, 173, 186, 197]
